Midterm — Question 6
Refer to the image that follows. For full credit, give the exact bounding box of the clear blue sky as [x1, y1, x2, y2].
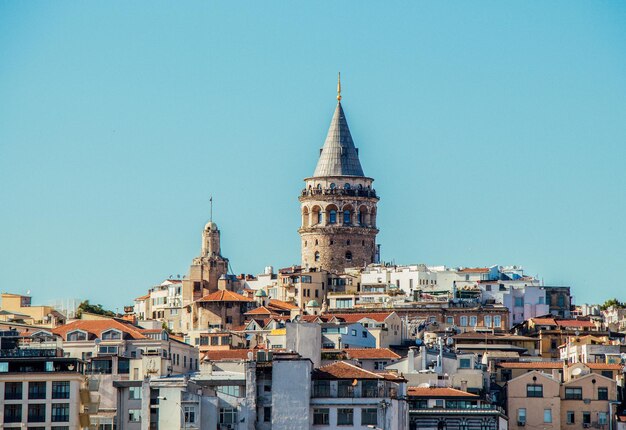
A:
[1, 2, 625, 310]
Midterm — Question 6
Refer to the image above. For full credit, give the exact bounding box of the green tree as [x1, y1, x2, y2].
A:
[600, 298, 625, 311]
[76, 300, 116, 318]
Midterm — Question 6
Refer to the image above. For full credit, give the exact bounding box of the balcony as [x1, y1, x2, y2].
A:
[301, 188, 378, 198]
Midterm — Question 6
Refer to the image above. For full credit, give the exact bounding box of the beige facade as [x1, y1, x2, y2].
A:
[507, 367, 618, 430]
[0, 293, 65, 327]
[508, 371, 561, 430]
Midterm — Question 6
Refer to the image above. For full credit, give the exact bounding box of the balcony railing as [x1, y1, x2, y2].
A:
[301, 188, 377, 198]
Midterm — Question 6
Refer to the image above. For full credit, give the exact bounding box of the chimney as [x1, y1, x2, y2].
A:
[407, 347, 416, 373]
[460, 380, 468, 392]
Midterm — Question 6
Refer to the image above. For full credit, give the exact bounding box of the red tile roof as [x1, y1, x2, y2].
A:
[313, 361, 385, 380]
[332, 312, 393, 323]
[197, 290, 254, 303]
[268, 299, 299, 311]
[134, 294, 150, 301]
[53, 319, 147, 340]
[345, 348, 401, 360]
[497, 361, 564, 369]
[300, 315, 335, 323]
[556, 320, 596, 328]
[530, 318, 557, 325]
[202, 349, 255, 361]
[244, 306, 278, 316]
[408, 387, 479, 398]
[586, 363, 623, 370]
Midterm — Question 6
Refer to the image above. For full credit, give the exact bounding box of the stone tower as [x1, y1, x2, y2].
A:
[182, 220, 229, 302]
[298, 76, 379, 274]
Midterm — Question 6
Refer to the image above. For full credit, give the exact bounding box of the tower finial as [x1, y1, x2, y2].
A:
[337, 72, 342, 102]
[210, 196, 213, 222]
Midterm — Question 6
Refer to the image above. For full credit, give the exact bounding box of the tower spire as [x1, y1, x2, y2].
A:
[210, 196, 213, 222]
[337, 72, 342, 102]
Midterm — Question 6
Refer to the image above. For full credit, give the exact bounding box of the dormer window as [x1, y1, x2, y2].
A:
[101, 329, 122, 340]
[67, 330, 87, 342]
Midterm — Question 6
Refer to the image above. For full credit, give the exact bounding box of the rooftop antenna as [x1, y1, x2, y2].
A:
[337, 72, 342, 102]
[210, 195, 213, 222]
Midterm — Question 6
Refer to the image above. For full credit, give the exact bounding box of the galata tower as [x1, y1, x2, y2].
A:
[299, 74, 379, 274]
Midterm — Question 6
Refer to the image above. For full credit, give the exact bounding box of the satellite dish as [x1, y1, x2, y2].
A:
[571, 367, 582, 376]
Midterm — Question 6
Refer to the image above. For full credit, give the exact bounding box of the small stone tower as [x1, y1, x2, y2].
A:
[298, 75, 379, 274]
[183, 220, 229, 302]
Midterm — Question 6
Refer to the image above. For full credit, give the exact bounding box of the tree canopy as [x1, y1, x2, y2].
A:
[76, 300, 116, 318]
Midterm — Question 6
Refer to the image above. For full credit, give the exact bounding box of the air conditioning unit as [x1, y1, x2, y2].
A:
[517, 421, 526, 427]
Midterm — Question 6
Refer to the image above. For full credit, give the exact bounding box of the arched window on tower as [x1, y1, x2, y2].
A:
[314, 252, 320, 262]
[345, 251, 352, 261]
[344, 183, 350, 190]
[343, 210, 351, 225]
[317, 211, 323, 224]
[329, 210, 337, 224]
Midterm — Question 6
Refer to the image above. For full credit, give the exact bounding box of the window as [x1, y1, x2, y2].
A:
[517, 408, 526, 424]
[362, 330, 367, 338]
[469, 316, 477, 326]
[526, 384, 543, 398]
[460, 316, 468, 327]
[544, 409, 552, 423]
[129, 409, 141, 422]
[601, 370, 614, 379]
[264, 406, 271, 422]
[566, 411, 575, 424]
[52, 381, 70, 399]
[52, 403, 70, 422]
[564, 387, 582, 400]
[184, 406, 197, 424]
[361, 408, 378, 426]
[28, 404, 46, 422]
[362, 380, 379, 397]
[514, 297, 524, 307]
[493, 315, 501, 327]
[219, 408, 237, 424]
[4, 404, 22, 423]
[351, 329, 357, 336]
[583, 412, 591, 425]
[446, 316, 454, 325]
[337, 408, 354, 426]
[599, 412, 608, 426]
[99, 345, 118, 354]
[558, 295, 565, 307]
[374, 361, 387, 370]
[5, 381, 22, 400]
[314, 252, 320, 262]
[216, 385, 240, 397]
[336, 299, 353, 309]
[67, 330, 87, 341]
[329, 210, 337, 224]
[0, 362, 8, 372]
[484, 315, 492, 327]
[338, 380, 354, 397]
[345, 251, 352, 261]
[129, 386, 142, 400]
[29, 381, 47, 399]
[313, 380, 330, 397]
[598, 387, 608, 400]
[344, 210, 351, 224]
[101, 330, 121, 340]
[459, 358, 471, 369]
[313, 408, 329, 425]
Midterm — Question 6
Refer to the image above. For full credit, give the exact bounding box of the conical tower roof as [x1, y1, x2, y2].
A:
[313, 101, 365, 177]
